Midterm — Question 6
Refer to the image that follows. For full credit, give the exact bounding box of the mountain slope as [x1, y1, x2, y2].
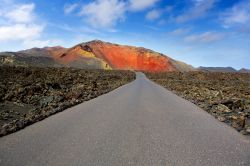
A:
[0, 52, 62, 67]
[49, 44, 111, 70]
[239, 68, 250, 73]
[75, 41, 177, 72]
[170, 59, 196, 72]
[198, 67, 237, 73]
[198, 67, 250, 73]
[0, 40, 194, 72]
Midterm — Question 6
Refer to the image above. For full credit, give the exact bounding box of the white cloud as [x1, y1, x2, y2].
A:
[144, 25, 160, 31]
[0, 1, 48, 50]
[50, 23, 101, 34]
[184, 32, 223, 43]
[176, 0, 216, 23]
[165, 6, 173, 13]
[0, 24, 43, 42]
[5, 4, 35, 23]
[22, 39, 64, 49]
[22, 39, 50, 48]
[158, 19, 166, 25]
[76, 0, 161, 29]
[171, 28, 191, 36]
[129, 0, 160, 11]
[220, 0, 250, 28]
[64, 3, 78, 15]
[0, 0, 14, 6]
[0, 2, 43, 43]
[146, 9, 162, 20]
[193, 0, 207, 6]
[79, 0, 126, 28]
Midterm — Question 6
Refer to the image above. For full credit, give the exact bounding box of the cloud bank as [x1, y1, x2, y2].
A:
[79, 0, 161, 28]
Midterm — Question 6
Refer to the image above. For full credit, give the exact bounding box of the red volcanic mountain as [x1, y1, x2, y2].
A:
[0, 40, 194, 72]
[79, 41, 176, 72]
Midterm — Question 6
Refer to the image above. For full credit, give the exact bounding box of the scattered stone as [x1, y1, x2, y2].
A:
[39, 96, 53, 107]
[231, 115, 238, 120]
[240, 130, 248, 135]
[16, 120, 25, 129]
[246, 127, 250, 133]
[213, 104, 232, 113]
[147, 71, 250, 135]
[217, 116, 226, 122]
[245, 118, 250, 127]
[0, 66, 135, 137]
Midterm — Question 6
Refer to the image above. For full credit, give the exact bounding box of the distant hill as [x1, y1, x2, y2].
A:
[198, 67, 250, 73]
[198, 67, 237, 73]
[239, 68, 250, 73]
[0, 40, 194, 72]
[0, 52, 62, 68]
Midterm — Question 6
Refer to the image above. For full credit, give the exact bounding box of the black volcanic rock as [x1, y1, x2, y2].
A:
[0, 66, 135, 137]
[146, 72, 250, 135]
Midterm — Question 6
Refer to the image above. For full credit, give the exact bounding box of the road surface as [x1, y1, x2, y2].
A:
[0, 73, 249, 166]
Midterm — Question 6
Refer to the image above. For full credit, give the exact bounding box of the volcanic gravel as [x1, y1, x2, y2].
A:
[147, 72, 250, 135]
[0, 66, 135, 137]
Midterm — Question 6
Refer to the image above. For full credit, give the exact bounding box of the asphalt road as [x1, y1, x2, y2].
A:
[0, 73, 249, 166]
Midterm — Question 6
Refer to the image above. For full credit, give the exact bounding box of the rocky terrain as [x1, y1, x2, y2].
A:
[0, 66, 135, 137]
[147, 72, 250, 135]
[0, 40, 194, 72]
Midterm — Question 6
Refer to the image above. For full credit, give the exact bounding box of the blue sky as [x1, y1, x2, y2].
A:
[0, 0, 250, 69]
